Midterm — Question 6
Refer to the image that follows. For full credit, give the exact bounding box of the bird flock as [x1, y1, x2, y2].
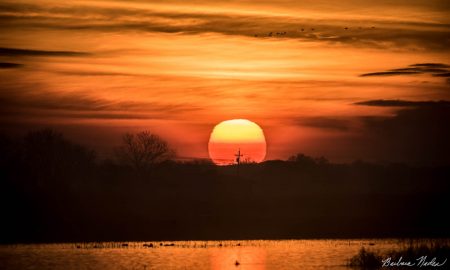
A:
[253, 26, 376, 38]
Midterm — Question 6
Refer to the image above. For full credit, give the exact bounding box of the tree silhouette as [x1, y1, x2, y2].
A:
[288, 153, 329, 167]
[22, 129, 96, 184]
[115, 131, 174, 173]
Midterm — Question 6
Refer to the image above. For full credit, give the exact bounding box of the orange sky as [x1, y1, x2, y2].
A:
[0, 0, 449, 163]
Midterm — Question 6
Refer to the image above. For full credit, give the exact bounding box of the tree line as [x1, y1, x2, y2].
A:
[1, 129, 449, 243]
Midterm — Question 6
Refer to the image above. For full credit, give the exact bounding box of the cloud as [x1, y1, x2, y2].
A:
[292, 99, 450, 165]
[4, 110, 156, 120]
[297, 117, 350, 131]
[1, 1, 449, 51]
[410, 63, 450, 68]
[354, 99, 450, 107]
[360, 71, 420, 77]
[433, 72, 450, 77]
[352, 99, 450, 165]
[0, 47, 90, 57]
[356, 105, 450, 165]
[0, 89, 202, 120]
[53, 70, 136, 76]
[360, 63, 450, 78]
[301, 104, 450, 165]
[0, 62, 24, 68]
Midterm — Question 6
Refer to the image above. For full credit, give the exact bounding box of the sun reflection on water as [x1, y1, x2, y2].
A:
[210, 246, 266, 270]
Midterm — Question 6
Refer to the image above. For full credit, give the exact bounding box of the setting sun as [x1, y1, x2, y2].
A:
[1, 0, 449, 268]
[208, 119, 266, 165]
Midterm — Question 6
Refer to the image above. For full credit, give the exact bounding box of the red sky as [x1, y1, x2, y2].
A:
[1, 0, 449, 164]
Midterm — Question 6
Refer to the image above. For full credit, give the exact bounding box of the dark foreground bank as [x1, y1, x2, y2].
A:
[1, 130, 449, 243]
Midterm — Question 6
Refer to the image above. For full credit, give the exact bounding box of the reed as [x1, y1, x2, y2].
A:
[348, 239, 450, 269]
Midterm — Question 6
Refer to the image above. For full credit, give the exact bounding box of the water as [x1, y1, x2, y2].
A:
[0, 239, 408, 270]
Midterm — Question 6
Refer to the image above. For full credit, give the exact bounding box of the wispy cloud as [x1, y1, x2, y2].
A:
[360, 63, 450, 78]
[432, 72, 450, 78]
[0, 47, 90, 57]
[0, 62, 24, 68]
[297, 117, 350, 131]
[52, 70, 136, 76]
[360, 71, 420, 77]
[1, 1, 449, 51]
[354, 99, 450, 107]
[410, 63, 450, 69]
[0, 89, 202, 120]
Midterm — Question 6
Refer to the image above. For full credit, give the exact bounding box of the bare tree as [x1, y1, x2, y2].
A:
[115, 131, 174, 172]
[20, 129, 96, 185]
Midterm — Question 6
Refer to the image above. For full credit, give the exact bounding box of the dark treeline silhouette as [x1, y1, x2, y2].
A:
[1, 129, 449, 243]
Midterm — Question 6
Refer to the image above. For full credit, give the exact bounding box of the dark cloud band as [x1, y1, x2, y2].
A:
[359, 63, 450, 79]
[354, 99, 450, 107]
[0, 62, 24, 68]
[0, 47, 90, 57]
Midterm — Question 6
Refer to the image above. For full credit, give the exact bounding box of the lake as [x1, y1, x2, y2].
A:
[0, 239, 410, 270]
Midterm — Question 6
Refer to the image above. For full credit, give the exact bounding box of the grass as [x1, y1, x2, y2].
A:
[348, 247, 382, 269]
[348, 239, 450, 269]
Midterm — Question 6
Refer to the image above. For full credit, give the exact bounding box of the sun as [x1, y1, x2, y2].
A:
[208, 119, 266, 165]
